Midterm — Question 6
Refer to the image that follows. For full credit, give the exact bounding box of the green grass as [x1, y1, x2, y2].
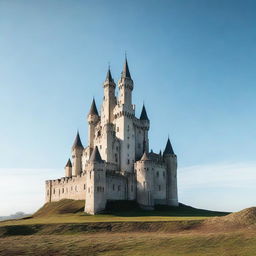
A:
[0, 200, 228, 227]
[2, 200, 245, 256]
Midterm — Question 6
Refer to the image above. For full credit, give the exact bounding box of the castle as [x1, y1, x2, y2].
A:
[45, 58, 178, 214]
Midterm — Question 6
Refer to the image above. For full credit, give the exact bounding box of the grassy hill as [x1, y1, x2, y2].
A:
[1, 200, 256, 256]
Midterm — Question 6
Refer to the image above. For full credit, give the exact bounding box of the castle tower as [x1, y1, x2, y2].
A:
[114, 57, 135, 173]
[163, 138, 178, 206]
[135, 152, 154, 209]
[102, 68, 116, 124]
[65, 158, 72, 178]
[71, 131, 84, 176]
[118, 57, 133, 106]
[140, 104, 150, 152]
[87, 98, 99, 149]
[85, 146, 106, 214]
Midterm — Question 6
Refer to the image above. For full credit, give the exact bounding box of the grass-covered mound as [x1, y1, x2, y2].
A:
[203, 207, 256, 230]
[33, 199, 85, 217]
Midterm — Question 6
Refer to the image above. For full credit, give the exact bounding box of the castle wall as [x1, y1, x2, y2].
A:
[106, 174, 126, 200]
[45, 173, 86, 203]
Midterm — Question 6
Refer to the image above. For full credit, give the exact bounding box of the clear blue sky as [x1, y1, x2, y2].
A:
[0, 0, 256, 215]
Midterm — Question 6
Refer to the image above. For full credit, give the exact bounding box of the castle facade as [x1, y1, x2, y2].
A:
[45, 58, 178, 214]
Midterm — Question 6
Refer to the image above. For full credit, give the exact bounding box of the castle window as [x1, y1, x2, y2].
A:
[103, 187, 104, 192]
[156, 171, 159, 177]
[118, 185, 121, 191]
[62, 188, 64, 193]
[88, 188, 90, 193]
[127, 159, 130, 164]
[159, 185, 161, 191]
[53, 189, 55, 194]
[113, 184, 115, 191]
[127, 144, 130, 149]
[163, 171, 165, 178]
[117, 127, 119, 132]
[84, 184, 86, 190]
[115, 153, 118, 163]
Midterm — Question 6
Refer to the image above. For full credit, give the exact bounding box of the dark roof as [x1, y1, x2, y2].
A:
[163, 138, 174, 155]
[90, 146, 104, 163]
[65, 158, 72, 167]
[88, 98, 99, 116]
[140, 104, 149, 121]
[72, 132, 84, 149]
[105, 68, 114, 83]
[121, 57, 131, 79]
[140, 152, 150, 161]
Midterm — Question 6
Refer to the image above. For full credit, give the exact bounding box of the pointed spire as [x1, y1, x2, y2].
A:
[163, 138, 174, 155]
[159, 150, 162, 156]
[105, 67, 114, 83]
[140, 104, 149, 121]
[141, 151, 150, 161]
[89, 98, 99, 116]
[72, 131, 84, 150]
[65, 158, 72, 168]
[121, 56, 131, 79]
[90, 146, 104, 163]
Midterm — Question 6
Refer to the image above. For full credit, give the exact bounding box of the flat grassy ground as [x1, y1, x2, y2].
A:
[1, 200, 256, 256]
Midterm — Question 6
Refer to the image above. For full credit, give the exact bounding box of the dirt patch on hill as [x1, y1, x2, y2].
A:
[200, 207, 256, 232]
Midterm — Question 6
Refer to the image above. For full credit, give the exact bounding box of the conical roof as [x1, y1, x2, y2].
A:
[72, 131, 84, 149]
[163, 138, 174, 155]
[90, 146, 104, 163]
[140, 104, 149, 121]
[105, 68, 114, 83]
[121, 57, 131, 79]
[141, 152, 150, 161]
[65, 158, 72, 168]
[88, 98, 99, 116]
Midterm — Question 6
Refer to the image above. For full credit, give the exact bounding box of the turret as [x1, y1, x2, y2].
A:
[102, 67, 116, 124]
[118, 57, 134, 106]
[163, 137, 178, 206]
[71, 131, 84, 176]
[87, 98, 99, 149]
[135, 152, 154, 210]
[139, 104, 150, 153]
[85, 146, 106, 214]
[65, 158, 72, 177]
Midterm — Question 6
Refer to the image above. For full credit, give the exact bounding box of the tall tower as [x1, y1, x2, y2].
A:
[87, 98, 99, 150]
[71, 131, 84, 176]
[139, 104, 150, 153]
[163, 138, 178, 206]
[101, 68, 116, 125]
[114, 57, 135, 173]
[118, 57, 133, 107]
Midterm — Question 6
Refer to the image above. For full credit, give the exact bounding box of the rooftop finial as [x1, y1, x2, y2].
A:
[163, 137, 174, 155]
[122, 54, 131, 79]
[88, 98, 99, 116]
[140, 104, 149, 121]
[105, 65, 114, 83]
[72, 131, 84, 150]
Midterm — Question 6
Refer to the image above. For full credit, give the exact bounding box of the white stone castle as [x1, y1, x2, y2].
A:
[45, 58, 178, 214]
